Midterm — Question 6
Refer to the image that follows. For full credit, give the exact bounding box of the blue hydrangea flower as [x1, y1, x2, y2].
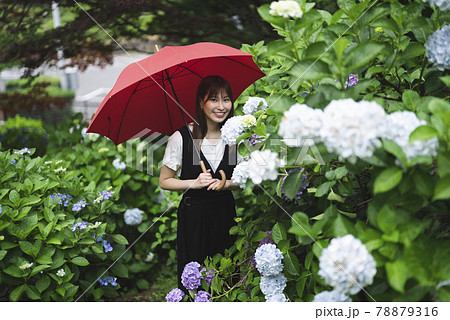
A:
[200, 267, 216, 285]
[422, 0, 450, 11]
[50, 193, 73, 206]
[348, 74, 359, 87]
[181, 261, 202, 291]
[94, 189, 115, 204]
[250, 134, 262, 146]
[112, 158, 126, 170]
[265, 293, 288, 302]
[71, 221, 88, 231]
[243, 97, 268, 115]
[102, 239, 113, 253]
[318, 234, 377, 295]
[10, 159, 16, 165]
[98, 276, 117, 286]
[14, 147, 31, 155]
[280, 167, 309, 201]
[0, 204, 2, 215]
[313, 290, 352, 302]
[72, 199, 88, 212]
[94, 233, 106, 242]
[194, 290, 212, 302]
[124, 208, 143, 226]
[166, 288, 185, 302]
[259, 273, 287, 297]
[425, 24, 450, 71]
[254, 243, 284, 277]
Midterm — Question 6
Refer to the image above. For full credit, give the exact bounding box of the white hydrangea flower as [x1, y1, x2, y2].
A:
[321, 99, 388, 159]
[89, 221, 102, 229]
[247, 150, 284, 184]
[313, 290, 352, 302]
[269, 0, 303, 18]
[19, 262, 33, 270]
[278, 103, 324, 147]
[265, 292, 289, 302]
[112, 158, 126, 170]
[255, 243, 284, 276]
[56, 269, 66, 277]
[98, 147, 109, 153]
[243, 97, 268, 115]
[383, 111, 439, 161]
[425, 24, 450, 71]
[318, 234, 377, 295]
[260, 274, 287, 296]
[221, 116, 245, 145]
[231, 160, 251, 188]
[145, 252, 155, 262]
[124, 208, 143, 226]
[422, 0, 450, 11]
[241, 115, 257, 129]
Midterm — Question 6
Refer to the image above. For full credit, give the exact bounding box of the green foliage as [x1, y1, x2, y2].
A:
[0, 115, 48, 156]
[0, 147, 127, 301]
[186, 0, 450, 302]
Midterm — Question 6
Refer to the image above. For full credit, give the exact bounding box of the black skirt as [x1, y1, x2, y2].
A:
[175, 125, 238, 290]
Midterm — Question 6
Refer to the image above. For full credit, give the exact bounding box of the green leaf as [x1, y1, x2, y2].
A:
[373, 167, 403, 194]
[30, 264, 50, 276]
[382, 140, 407, 165]
[409, 125, 438, 143]
[25, 286, 41, 300]
[284, 251, 301, 276]
[402, 90, 421, 111]
[433, 175, 450, 201]
[283, 168, 307, 200]
[111, 262, 129, 278]
[136, 279, 149, 290]
[9, 190, 20, 206]
[289, 60, 331, 88]
[111, 234, 129, 245]
[386, 260, 410, 293]
[10, 284, 27, 302]
[21, 195, 41, 207]
[0, 250, 7, 261]
[315, 181, 334, 197]
[344, 42, 384, 70]
[35, 275, 51, 293]
[70, 257, 89, 266]
[19, 240, 41, 258]
[271, 222, 287, 244]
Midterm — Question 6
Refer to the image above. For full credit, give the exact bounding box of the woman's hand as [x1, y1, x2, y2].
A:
[194, 169, 219, 189]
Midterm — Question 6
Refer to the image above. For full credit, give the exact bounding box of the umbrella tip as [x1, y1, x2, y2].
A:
[155, 44, 160, 52]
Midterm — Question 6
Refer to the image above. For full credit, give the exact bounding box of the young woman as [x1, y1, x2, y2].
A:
[159, 75, 241, 290]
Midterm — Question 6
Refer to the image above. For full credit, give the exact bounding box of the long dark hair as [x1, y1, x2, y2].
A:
[192, 75, 234, 142]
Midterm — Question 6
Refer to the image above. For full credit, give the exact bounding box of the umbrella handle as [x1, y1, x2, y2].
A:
[200, 160, 226, 191]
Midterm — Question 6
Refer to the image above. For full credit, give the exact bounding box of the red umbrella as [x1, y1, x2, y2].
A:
[86, 42, 265, 145]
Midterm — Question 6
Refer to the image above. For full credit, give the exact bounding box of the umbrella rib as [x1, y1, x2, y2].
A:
[219, 56, 266, 75]
[161, 70, 174, 133]
[134, 73, 197, 93]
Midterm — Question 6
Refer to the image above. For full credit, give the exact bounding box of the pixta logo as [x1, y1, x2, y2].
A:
[125, 129, 169, 175]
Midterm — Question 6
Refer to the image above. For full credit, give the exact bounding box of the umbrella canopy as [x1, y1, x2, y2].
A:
[87, 42, 265, 144]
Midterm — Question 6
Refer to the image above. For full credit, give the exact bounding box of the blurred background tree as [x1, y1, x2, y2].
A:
[0, 0, 288, 76]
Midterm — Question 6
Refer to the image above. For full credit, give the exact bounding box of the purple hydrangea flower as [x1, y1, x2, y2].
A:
[99, 189, 115, 200]
[181, 261, 202, 291]
[348, 74, 359, 87]
[250, 134, 262, 146]
[102, 239, 113, 253]
[0, 204, 2, 215]
[94, 233, 106, 242]
[72, 199, 88, 212]
[166, 288, 185, 302]
[194, 290, 212, 302]
[50, 193, 73, 207]
[98, 276, 117, 286]
[280, 167, 310, 201]
[71, 221, 88, 232]
[200, 268, 216, 284]
[259, 231, 275, 246]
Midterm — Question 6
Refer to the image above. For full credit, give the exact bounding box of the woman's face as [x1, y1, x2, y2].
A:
[200, 90, 232, 126]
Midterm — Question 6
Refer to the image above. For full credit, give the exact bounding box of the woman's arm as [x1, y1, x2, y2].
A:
[159, 165, 219, 191]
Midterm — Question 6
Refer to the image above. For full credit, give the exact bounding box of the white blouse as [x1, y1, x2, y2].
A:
[162, 125, 243, 177]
